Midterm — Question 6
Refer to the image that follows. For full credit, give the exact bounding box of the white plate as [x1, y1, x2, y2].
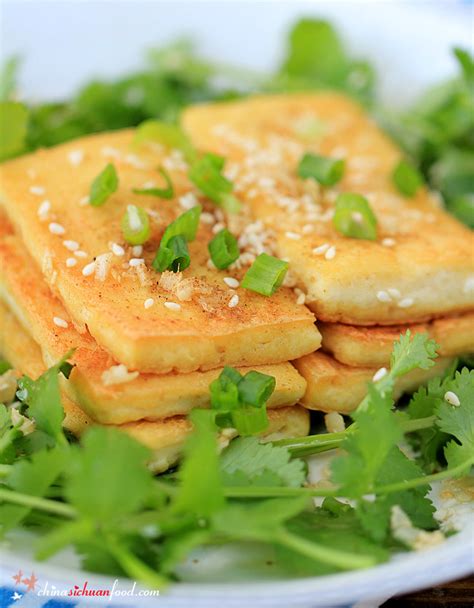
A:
[1, 2, 473, 606]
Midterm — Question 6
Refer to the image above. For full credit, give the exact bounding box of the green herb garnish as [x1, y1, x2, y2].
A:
[208, 228, 239, 269]
[121, 204, 151, 245]
[241, 253, 288, 296]
[392, 160, 424, 197]
[133, 167, 174, 199]
[333, 192, 377, 240]
[189, 153, 241, 213]
[152, 206, 201, 272]
[89, 163, 119, 207]
[298, 153, 345, 186]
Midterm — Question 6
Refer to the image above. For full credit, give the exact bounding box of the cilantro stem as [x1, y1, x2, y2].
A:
[275, 528, 377, 570]
[106, 535, 167, 589]
[272, 416, 435, 458]
[376, 456, 474, 494]
[223, 486, 336, 498]
[0, 488, 76, 518]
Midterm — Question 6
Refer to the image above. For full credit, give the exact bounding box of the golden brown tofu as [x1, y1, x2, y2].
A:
[0, 130, 320, 373]
[0, 226, 307, 424]
[0, 303, 309, 473]
[293, 350, 454, 413]
[183, 93, 474, 325]
[319, 314, 474, 368]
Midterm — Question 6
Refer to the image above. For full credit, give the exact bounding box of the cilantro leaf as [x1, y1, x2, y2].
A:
[435, 368, 474, 476]
[0, 405, 23, 464]
[390, 331, 438, 378]
[220, 437, 306, 488]
[171, 409, 225, 517]
[0, 447, 66, 531]
[332, 385, 402, 496]
[16, 353, 73, 445]
[65, 427, 153, 522]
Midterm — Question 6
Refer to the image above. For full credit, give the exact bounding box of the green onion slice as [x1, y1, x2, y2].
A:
[133, 167, 174, 199]
[133, 119, 196, 163]
[208, 228, 240, 269]
[241, 253, 288, 296]
[152, 206, 201, 272]
[298, 152, 345, 186]
[238, 370, 276, 408]
[121, 204, 151, 245]
[209, 367, 274, 435]
[392, 159, 424, 197]
[89, 163, 119, 207]
[153, 234, 190, 272]
[333, 193, 377, 240]
[189, 153, 241, 213]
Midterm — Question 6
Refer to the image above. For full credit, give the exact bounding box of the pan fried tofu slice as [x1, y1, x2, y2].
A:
[293, 350, 454, 414]
[319, 314, 474, 368]
[183, 93, 474, 325]
[0, 228, 307, 424]
[0, 130, 320, 373]
[0, 304, 309, 473]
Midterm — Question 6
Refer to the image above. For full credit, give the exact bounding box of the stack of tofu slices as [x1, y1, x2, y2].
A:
[0, 93, 473, 471]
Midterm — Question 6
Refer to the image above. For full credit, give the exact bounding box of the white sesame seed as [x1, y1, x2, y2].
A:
[382, 238, 396, 247]
[228, 294, 239, 308]
[95, 253, 112, 281]
[398, 297, 414, 308]
[30, 185, 45, 196]
[66, 257, 77, 268]
[74, 250, 87, 258]
[144, 298, 154, 309]
[302, 224, 313, 234]
[68, 149, 84, 167]
[164, 301, 181, 311]
[377, 290, 392, 303]
[325, 246, 336, 260]
[111, 243, 125, 256]
[296, 292, 306, 305]
[37, 200, 51, 220]
[53, 316, 68, 329]
[201, 212, 215, 225]
[49, 222, 65, 235]
[324, 412, 345, 434]
[82, 262, 96, 277]
[132, 245, 143, 257]
[313, 243, 330, 255]
[179, 192, 199, 210]
[463, 276, 474, 294]
[223, 277, 240, 289]
[63, 240, 79, 251]
[285, 231, 301, 240]
[129, 258, 144, 267]
[372, 367, 388, 382]
[212, 222, 225, 234]
[79, 195, 90, 206]
[444, 391, 460, 407]
[387, 288, 401, 299]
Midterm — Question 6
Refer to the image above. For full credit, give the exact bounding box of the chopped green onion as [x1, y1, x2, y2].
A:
[152, 206, 201, 272]
[89, 163, 118, 207]
[230, 405, 269, 436]
[133, 167, 174, 199]
[208, 229, 239, 269]
[210, 367, 242, 411]
[238, 370, 276, 408]
[133, 119, 196, 163]
[209, 367, 274, 435]
[333, 192, 377, 240]
[153, 234, 190, 272]
[241, 253, 288, 296]
[298, 152, 345, 186]
[392, 160, 424, 197]
[189, 153, 241, 213]
[121, 204, 151, 245]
